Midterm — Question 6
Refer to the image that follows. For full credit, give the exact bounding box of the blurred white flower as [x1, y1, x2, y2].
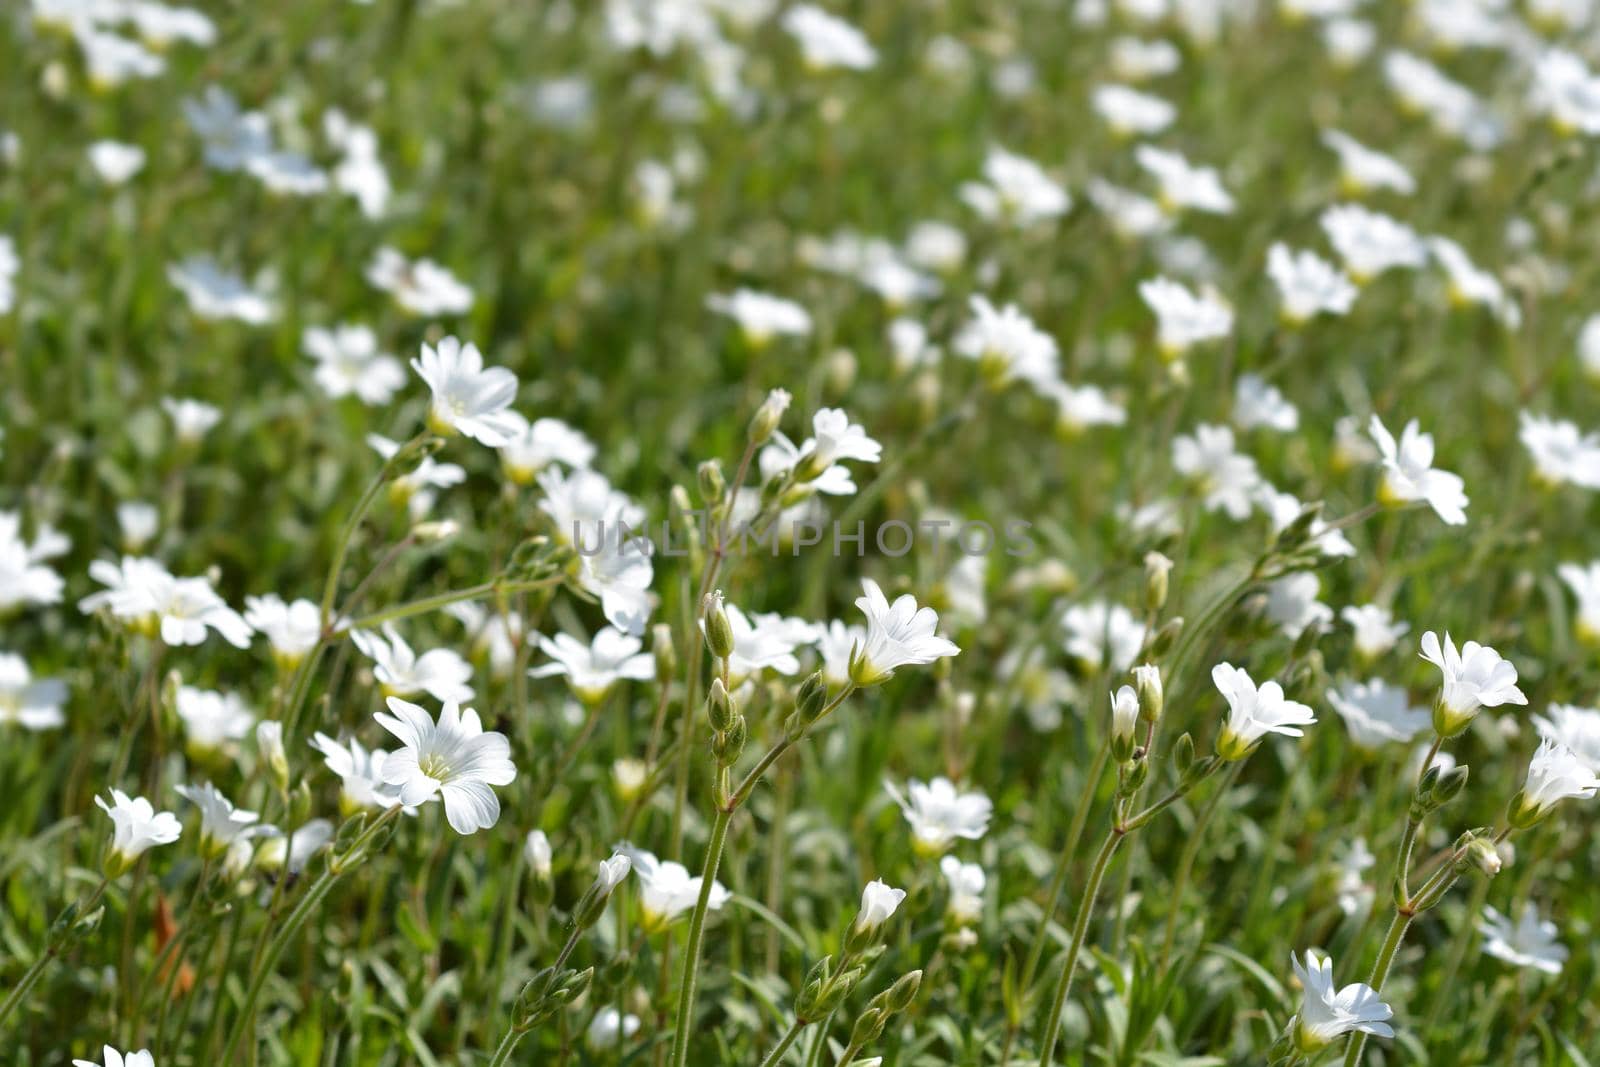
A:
[1515, 737, 1600, 822]
[1327, 679, 1429, 749]
[940, 855, 986, 925]
[619, 844, 731, 930]
[1139, 277, 1232, 358]
[367, 247, 473, 316]
[1428, 236, 1519, 327]
[1062, 599, 1144, 673]
[310, 732, 407, 814]
[1557, 561, 1600, 643]
[1320, 130, 1415, 196]
[116, 502, 158, 552]
[586, 1007, 642, 1051]
[175, 686, 254, 753]
[1330, 837, 1376, 916]
[244, 595, 322, 665]
[1086, 178, 1169, 240]
[352, 624, 474, 704]
[1043, 381, 1126, 436]
[782, 4, 876, 70]
[1321, 205, 1427, 283]
[706, 288, 812, 346]
[886, 776, 992, 855]
[954, 296, 1060, 390]
[183, 86, 271, 171]
[1135, 146, 1234, 215]
[497, 412, 596, 484]
[1340, 604, 1409, 660]
[1532, 703, 1600, 770]
[1530, 50, 1600, 136]
[87, 139, 145, 184]
[1517, 412, 1600, 490]
[167, 257, 274, 324]
[1092, 84, 1175, 136]
[531, 627, 654, 704]
[175, 781, 266, 857]
[1173, 424, 1260, 519]
[960, 147, 1071, 228]
[1267, 243, 1357, 324]
[0, 653, 66, 731]
[0, 511, 67, 611]
[303, 325, 405, 405]
[1258, 490, 1354, 558]
[1479, 903, 1568, 975]
[1264, 573, 1333, 639]
[1234, 374, 1299, 433]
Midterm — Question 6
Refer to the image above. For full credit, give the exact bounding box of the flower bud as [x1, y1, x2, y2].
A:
[1143, 616, 1184, 660]
[1132, 664, 1163, 723]
[1143, 551, 1173, 613]
[795, 670, 828, 724]
[706, 678, 735, 732]
[712, 715, 747, 767]
[1273, 502, 1322, 554]
[1172, 732, 1195, 778]
[885, 968, 922, 1012]
[1464, 835, 1503, 876]
[697, 459, 726, 508]
[1110, 686, 1139, 763]
[652, 624, 677, 681]
[748, 388, 791, 445]
[257, 721, 288, 792]
[704, 593, 735, 660]
[1428, 764, 1469, 808]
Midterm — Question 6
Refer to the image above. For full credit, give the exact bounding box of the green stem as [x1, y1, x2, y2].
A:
[1157, 761, 1240, 970]
[757, 1017, 810, 1067]
[1037, 828, 1124, 1067]
[342, 577, 562, 633]
[320, 435, 424, 627]
[486, 1027, 521, 1067]
[1341, 912, 1411, 1067]
[668, 805, 733, 1067]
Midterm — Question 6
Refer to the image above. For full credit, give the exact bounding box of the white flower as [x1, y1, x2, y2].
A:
[760, 407, 883, 495]
[940, 855, 985, 925]
[1263, 573, 1333, 639]
[144, 571, 253, 649]
[524, 829, 553, 879]
[1321, 205, 1427, 283]
[1533, 703, 1600, 770]
[1327, 679, 1430, 749]
[95, 790, 181, 869]
[367, 433, 466, 515]
[1062, 600, 1144, 673]
[619, 845, 731, 929]
[302, 325, 405, 405]
[1092, 84, 1175, 135]
[1558, 561, 1600, 642]
[87, 139, 145, 184]
[814, 619, 867, 688]
[1086, 178, 1169, 240]
[182, 86, 271, 172]
[1172, 424, 1260, 519]
[161, 397, 222, 443]
[1384, 51, 1501, 148]
[706, 288, 812, 346]
[887, 317, 937, 372]
[310, 733, 406, 814]
[73, 1046, 156, 1067]
[1331, 837, 1376, 916]
[1419, 631, 1526, 734]
[175, 686, 254, 753]
[1428, 237, 1519, 327]
[77, 28, 164, 87]
[375, 697, 518, 835]
[448, 602, 525, 679]
[1234, 374, 1299, 433]
[782, 4, 876, 70]
[1517, 412, 1600, 490]
[1289, 949, 1394, 1051]
[325, 111, 391, 218]
[0, 234, 15, 316]
[1110, 36, 1180, 80]
[1135, 145, 1234, 214]
[904, 220, 967, 273]
[1515, 738, 1600, 821]
[960, 146, 1071, 228]
[1213, 662, 1317, 760]
[1341, 604, 1409, 660]
[1110, 685, 1140, 748]
[1258, 490, 1354, 559]
[411, 336, 520, 446]
[713, 601, 809, 682]
[0, 512, 66, 611]
[1043, 381, 1126, 435]
[1369, 415, 1468, 525]
[570, 521, 656, 636]
[1139, 277, 1232, 358]
[167, 256, 274, 324]
[116, 502, 158, 552]
[243, 595, 322, 664]
[586, 1007, 642, 1051]
[246, 150, 328, 196]
[850, 579, 961, 685]
[0, 653, 66, 730]
[256, 818, 334, 875]
[1266, 243, 1357, 324]
[1530, 50, 1600, 136]
[855, 878, 908, 931]
[1479, 903, 1568, 975]
[1320, 130, 1415, 196]
[595, 852, 633, 894]
[497, 413, 596, 484]
[1322, 18, 1375, 66]
[885, 776, 992, 855]
[954, 296, 1060, 390]
[175, 782, 266, 856]
[531, 627, 655, 704]
[351, 624, 475, 704]
[366, 247, 473, 316]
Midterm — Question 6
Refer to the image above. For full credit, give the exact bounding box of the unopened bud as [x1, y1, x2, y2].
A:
[704, 594, 735, 660]
[706, 678, 735, 732]
[698, 459, 726, 507]
[796, 671, 827, 723]
[1274, 502, 1323, 554]
[1429, 765, 1469, 808]
[712, 716, 747, 767]
[886, 968, 922, 1012]
[1132, 664, 1163, 723]
[1465, 836, 1503, 876]
[1143, 551, 1172, 613]
[749, 388, 791, 445]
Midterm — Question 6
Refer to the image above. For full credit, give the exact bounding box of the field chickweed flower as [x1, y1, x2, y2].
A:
[1139, 277, 1233, 359]
[161, 397, 222, 444]
[1512, 738, 1600, 825]
[175, 782, 265, 858]
[167, 256, 274, 324]
[524, 830, 553, 880]
[243, 595, 322, 666]
[1327, 679, 1430, 749]
[954, 296, 1059, 389]
[1369, 416, 1469, 525]
[302, 325, 404, 405]
[531, 627, 654, 704]
[0, 652, 66, 729]
[1517, 413, 1600, 490]
[1557, 562, 1600, 642]
[1213, 662, 1317, 760]
[352, 624, 474, 704]
[1062, 600, 1144, 673]
[1134, 145, 1235, 214]
[782, 4, 876, 71]
[885, 776, 992, 855]
[174, 686, 254, 756]
[849, 578, 961, 685]
[411, 337, 520, 445]
[310, 733, 405, 814]
[97, 789, 181, 875]
[1288, 949, 1394, 1051]
[960, 147, 1070, 228]
[1092, 84, 1175, 136]
[620, 846, 731, 931]
[72, 1047, 154, 1067]
[496, 413, 596, 484]
[705, 288, 812, 347]
[1419, 631, 1526, 736]
[940, 856, 985, 926]
[1320, 129, 1416, 196]
[1341, 603, 1409, 661]
[375, 697, 517, 835]
[366, 247, 473, 315]
[1172, 424, 1260, 519]
[1266, 243, 1356, 324]
[1479, 903, 1568, 974]
[1533, 704, 1600, 770]
[1321, 204, 1427, 283]
[855, 879, 907, 932]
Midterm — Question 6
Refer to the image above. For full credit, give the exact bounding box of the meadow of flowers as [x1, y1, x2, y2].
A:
[5, 0, 1600, 1065]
